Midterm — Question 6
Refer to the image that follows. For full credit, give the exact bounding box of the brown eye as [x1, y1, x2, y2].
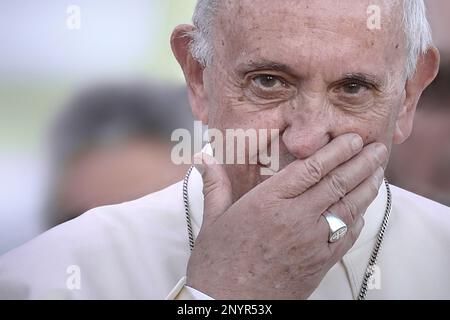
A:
[252, 75, 284, 89]
[341, 82, 368, 95]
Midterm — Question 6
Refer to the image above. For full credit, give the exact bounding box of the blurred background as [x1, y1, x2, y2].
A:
[0, 1, 448, 255]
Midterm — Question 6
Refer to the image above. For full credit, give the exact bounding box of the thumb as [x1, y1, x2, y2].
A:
[193, 152, 233, 225]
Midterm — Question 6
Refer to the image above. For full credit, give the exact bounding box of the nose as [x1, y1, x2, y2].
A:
[281, 103, 333, 160]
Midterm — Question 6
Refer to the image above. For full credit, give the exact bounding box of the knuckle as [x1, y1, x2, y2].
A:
[203, 176, 230, 196]
[303, 157, 323, 184]
[327, 172, 347, 199]
[218, 177, 232, 192]
[362, 151, 379, 170]
[341, 197, 358, 223]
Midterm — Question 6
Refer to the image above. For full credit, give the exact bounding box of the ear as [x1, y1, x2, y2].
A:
[393, 47, 440, 144]
[171, 24, 209, 124]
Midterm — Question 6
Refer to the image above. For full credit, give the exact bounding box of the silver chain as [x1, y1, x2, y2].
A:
[358, 178, 392, 300]
[182, 165, 392, 300]
[183, 165, 196, 251]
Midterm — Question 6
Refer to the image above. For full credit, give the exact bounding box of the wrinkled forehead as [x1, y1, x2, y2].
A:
[214, 0, 405, 76]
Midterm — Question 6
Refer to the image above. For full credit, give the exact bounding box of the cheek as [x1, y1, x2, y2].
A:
[210, 85, 283, 131]
[335, 101, 400, 147]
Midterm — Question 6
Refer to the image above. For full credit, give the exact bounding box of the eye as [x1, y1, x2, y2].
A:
[252, 75, 285, 89]
[245, 73, 296, 102]
[340, 82, 369, 95]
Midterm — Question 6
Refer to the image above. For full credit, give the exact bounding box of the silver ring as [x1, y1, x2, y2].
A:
[323, 211, 348, 243]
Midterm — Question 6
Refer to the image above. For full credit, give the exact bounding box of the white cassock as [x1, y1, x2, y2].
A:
[1, 159, 450, 299]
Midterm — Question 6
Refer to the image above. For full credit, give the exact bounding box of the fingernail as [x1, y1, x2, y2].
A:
[351, 134, 363, 151]
[375, 144, 388, 163]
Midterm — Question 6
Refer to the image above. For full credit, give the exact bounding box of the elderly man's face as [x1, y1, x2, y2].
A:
[173, 0, 438, 200]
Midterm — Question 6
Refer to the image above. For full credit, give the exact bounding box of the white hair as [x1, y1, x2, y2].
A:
[190, 0, 433, 79]
[403, 0, 433, 78]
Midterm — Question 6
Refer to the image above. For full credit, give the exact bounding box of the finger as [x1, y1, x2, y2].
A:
[301, 142, 388, 217]
[321, 166, 385, 228]
[263, 133, 364, 198]
[193, 152, 233, 226]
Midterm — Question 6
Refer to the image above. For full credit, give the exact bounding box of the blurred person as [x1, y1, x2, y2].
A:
[46, 82, 194, 227]
[387, 64, 450, 206]
[0, 0, 450, 300]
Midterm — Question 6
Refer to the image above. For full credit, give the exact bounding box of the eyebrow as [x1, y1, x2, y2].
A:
[236, 59, 301, 78]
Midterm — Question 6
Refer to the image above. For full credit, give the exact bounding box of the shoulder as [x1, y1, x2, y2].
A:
[370, 185, 450, 298]
[0, 180, 190, 299]
[388, 184, 450, 247]
[389, 184, 450, 232]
